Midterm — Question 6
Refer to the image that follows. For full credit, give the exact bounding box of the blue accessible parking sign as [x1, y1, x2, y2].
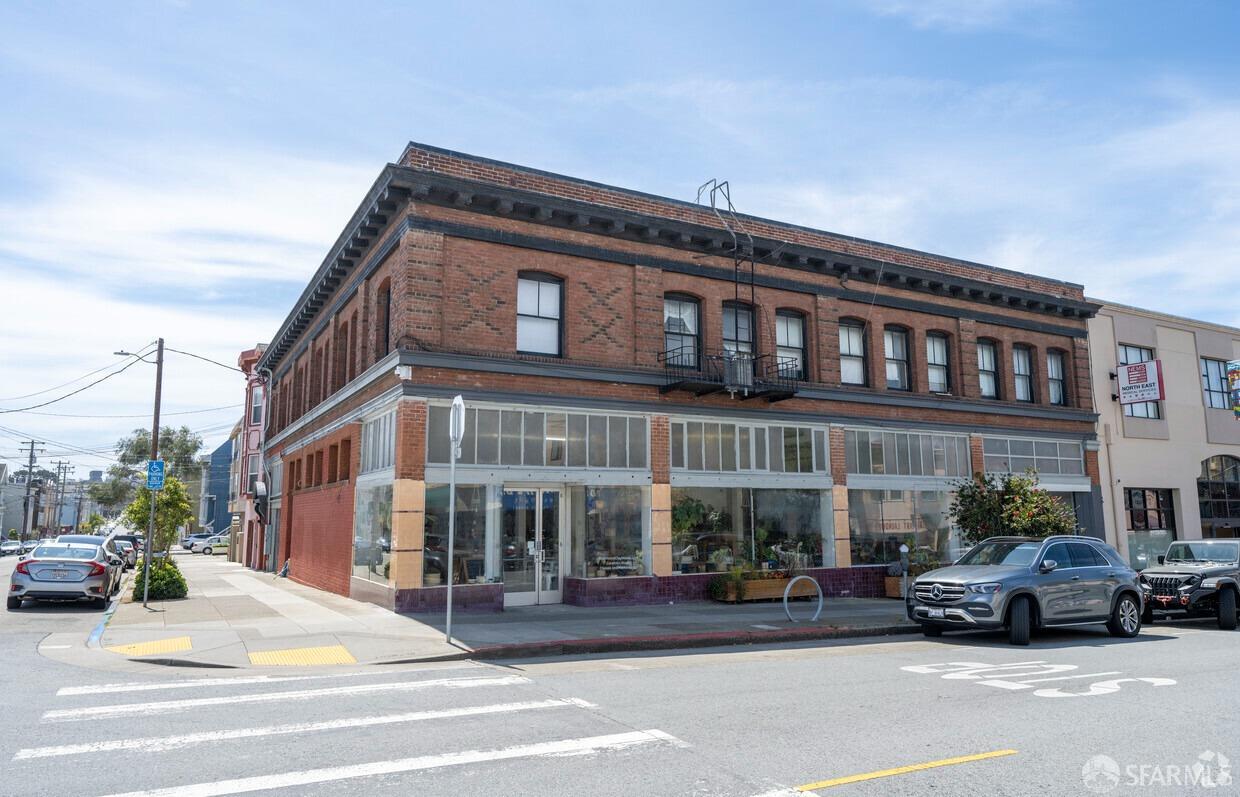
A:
[146, 460, 166, 490]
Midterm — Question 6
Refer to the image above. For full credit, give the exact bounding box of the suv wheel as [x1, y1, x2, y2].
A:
[1141, 604, 1154, 625]
[1008, 597, 1031, 646]
[1219, 588, 1237, 631]
[1107, 594, 1141, 638]
[921, 624, 942, 637]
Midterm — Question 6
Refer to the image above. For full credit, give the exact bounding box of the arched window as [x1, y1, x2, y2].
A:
[883, 325, 909, 391]
[977, 339, 1000, 399]
[1013, 344, 1034, 402]
[926, 332, 950, 393]
[775, 310, 806, 380]
[375, 280, 392, 359]
[839, 319, 867, 386]
[1200, 456, 1240, 538]
[664, 293, 700, 369]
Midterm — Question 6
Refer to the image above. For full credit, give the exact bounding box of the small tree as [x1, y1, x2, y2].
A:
[80, 513, 107, 534]
[122, 477, 194, 554]
[950, 471, 1077, 546]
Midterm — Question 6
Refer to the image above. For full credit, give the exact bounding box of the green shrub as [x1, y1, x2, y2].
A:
[131, 558, 188, 601]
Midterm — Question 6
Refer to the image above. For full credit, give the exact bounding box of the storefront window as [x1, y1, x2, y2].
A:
[424, 485, 488, 585]
[352, 482, 392, 584]
[670, 487, 833, 572]
[848, 489, 960, 567]
[569, 486, 647, 578]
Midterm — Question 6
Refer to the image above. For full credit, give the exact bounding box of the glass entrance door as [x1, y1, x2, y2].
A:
[500, 488, 563, 606]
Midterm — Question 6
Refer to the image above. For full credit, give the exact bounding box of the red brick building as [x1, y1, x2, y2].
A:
[257, 142, 1102, 611]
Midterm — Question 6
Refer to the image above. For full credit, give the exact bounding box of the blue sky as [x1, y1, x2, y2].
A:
[2, 0, 1239, 472]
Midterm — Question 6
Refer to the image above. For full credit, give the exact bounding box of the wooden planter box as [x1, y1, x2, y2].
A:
[721, 577, 819, 603]
[884, 576, 905, 599]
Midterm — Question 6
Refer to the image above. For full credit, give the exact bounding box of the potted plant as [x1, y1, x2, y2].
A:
[884, 561, 904, 599]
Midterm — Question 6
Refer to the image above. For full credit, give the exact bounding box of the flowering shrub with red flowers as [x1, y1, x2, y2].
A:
[950, 471, 1077, 546]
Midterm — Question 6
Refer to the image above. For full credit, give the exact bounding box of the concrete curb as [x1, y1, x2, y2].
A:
[373, 623, 920, 666]
[86, 571, 130, 649]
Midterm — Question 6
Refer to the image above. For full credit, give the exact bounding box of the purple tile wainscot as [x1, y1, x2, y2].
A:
[395, 583, 504, 613]
[564, 566, 886, 607]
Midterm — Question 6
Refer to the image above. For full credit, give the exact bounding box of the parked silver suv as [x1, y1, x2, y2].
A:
[907, 536, 1144, 646]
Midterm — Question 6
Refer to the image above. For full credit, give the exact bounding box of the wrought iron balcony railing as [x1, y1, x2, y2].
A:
[658, 346, 799, 401]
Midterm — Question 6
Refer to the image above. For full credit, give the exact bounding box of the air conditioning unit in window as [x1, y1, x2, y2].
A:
[722, 351, 754, 397]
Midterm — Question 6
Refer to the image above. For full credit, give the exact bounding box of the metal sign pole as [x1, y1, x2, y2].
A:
[445, 395, 465, 645]
[143, 339, 164, 609]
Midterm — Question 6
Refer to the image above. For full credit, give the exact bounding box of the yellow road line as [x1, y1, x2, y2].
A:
[797, 749, 1018, 791]
[105, 636, 193, 657]
[248, 645, 357, 666]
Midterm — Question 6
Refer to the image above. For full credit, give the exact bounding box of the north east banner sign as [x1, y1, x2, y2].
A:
[1117, 360, 1165, 405]
[1229, 360, 1240, 420]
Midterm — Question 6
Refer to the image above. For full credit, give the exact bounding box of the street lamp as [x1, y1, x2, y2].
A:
[116, 340, 164, 608]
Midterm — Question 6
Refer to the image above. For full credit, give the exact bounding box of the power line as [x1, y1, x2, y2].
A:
[0, 355, 148, 415]
[16, 404, 243, 419]
[0, 342, 155, 401]
[165, 348, 243, 373]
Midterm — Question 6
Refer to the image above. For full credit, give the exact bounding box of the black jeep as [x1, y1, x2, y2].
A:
[1139, 539, 1240, 630]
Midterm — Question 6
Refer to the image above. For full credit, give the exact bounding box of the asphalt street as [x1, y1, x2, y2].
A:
[1, 550, 1237, 796]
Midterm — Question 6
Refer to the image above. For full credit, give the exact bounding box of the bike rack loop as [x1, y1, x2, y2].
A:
[783, 574, 824, 622]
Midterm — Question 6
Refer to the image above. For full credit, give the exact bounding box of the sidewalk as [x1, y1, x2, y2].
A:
[46, 553, 917, 671]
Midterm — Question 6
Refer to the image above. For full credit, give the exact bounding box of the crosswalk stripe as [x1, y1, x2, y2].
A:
[42, 675, 529, 722]
[99, 729, 685, 797]
[57, 665, 477, 696]
[15, 698, 597, 760]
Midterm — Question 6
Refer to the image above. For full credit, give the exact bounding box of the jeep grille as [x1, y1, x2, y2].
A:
[913, 582, 966, 604]
[1146, 575, 1188, 597]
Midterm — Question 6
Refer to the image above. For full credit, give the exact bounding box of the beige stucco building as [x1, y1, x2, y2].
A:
[1088, 301, 1240, 569]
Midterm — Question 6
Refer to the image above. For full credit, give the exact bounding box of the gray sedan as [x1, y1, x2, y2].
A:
[7, 543, 123, 610]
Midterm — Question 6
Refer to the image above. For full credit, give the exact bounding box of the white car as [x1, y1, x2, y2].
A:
[193, 535, 230, 555]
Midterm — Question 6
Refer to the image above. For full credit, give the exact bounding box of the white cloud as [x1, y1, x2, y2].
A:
[0, 271, 280, 470]
[0, 145, 377, 289]
[859, 0, 1062, 32]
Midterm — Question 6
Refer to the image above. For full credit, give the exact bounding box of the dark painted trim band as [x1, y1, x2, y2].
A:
[397, 349, 1099, 425]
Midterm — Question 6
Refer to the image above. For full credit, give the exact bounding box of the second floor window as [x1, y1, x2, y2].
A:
[249, 385, 264, 426]
[722, 303, 754, 356]
[1013, 345, 1034, 402]
[926, 333, 950, 393]
[839, 321, 867, 385]
[516, 275, 562, 356]
[884, 327, 910, 390]
[775, 311, 805, 379]
[1202, 358, 1230, 409]
[1120, 344, 1160, 419]
[664, 295, 699, 368]
[1047, 351, 1067, 406]
[977, 340, 999, 399]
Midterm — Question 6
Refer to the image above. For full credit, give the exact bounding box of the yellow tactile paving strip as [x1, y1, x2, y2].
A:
[105, 636, 193, 657]
[247, 645, 357, 666]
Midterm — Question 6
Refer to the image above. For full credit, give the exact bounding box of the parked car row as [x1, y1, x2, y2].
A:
[7, 533, 128, 610]
[907, 535, 1240, 646]
[182, 532, 229, 555]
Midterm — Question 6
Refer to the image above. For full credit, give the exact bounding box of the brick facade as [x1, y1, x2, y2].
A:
[255, 141, 1104, 609]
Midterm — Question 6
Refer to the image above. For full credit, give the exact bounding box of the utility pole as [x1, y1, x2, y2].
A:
[18, 441, 44, 542]
[51, 461, 72, 533]
[73, 487, 85, 532]
[142, 338, 165, 608]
